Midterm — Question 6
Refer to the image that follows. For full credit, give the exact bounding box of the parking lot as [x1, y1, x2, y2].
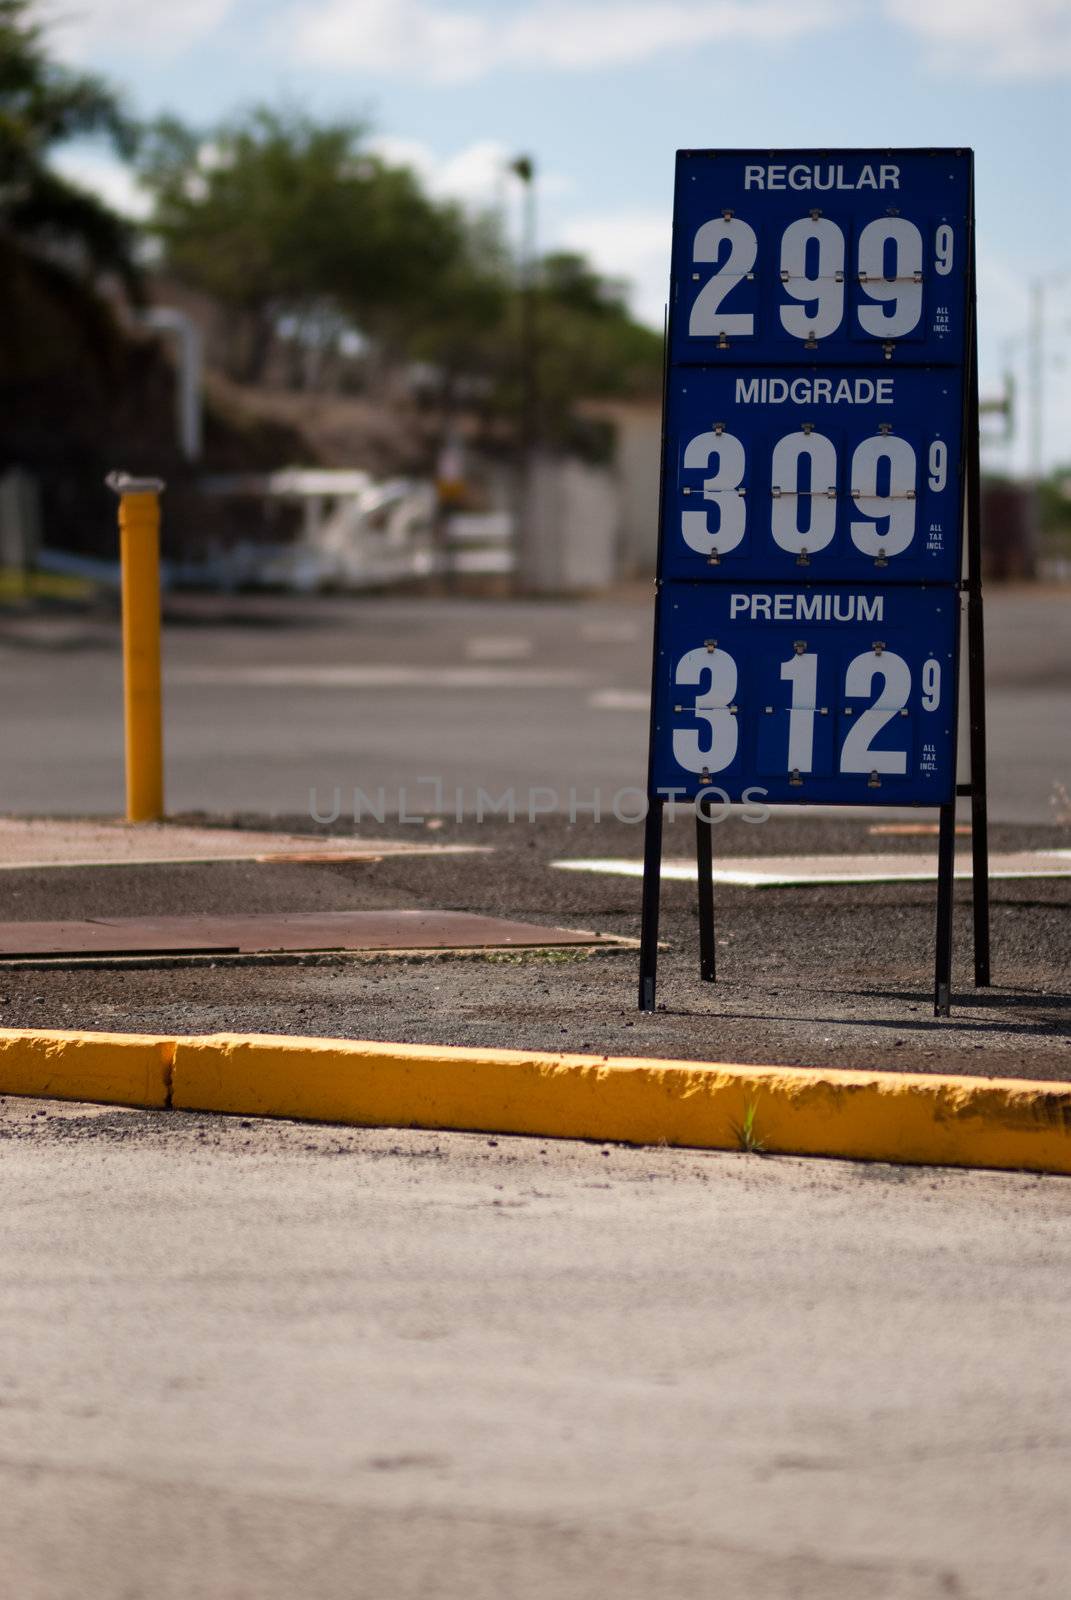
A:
[1, 586, 1068, 824]
[2, 586, 1069, 1598]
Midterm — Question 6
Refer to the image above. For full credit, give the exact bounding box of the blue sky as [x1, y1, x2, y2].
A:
[43, 0, 1071, 469]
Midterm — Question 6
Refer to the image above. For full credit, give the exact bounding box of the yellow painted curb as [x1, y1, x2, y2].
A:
[171, 1034, 1071, 1176]
[0, 1027, 173, 1107]
[0, 1028, 1069, 1175]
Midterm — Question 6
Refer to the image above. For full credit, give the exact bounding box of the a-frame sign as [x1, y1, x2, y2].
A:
[639, 149, 989, 1017]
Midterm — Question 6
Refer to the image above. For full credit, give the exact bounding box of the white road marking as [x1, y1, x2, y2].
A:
[552, 851, 1071, 887]
[587, 689, 650, 710]
[173, 665, 585, 689]
[464, 636, 534, 661]
[579, 620, 641, 644]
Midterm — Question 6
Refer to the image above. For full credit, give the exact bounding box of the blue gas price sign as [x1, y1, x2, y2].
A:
[650, 585, 958, 807]
[670, 149, 970, 368]
[662, 365, 963, 583]
[641, 146, 982, 1012]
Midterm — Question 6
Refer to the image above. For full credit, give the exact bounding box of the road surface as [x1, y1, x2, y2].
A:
[2, 589, 1070, 1598]
[1, 587, 1068, 823]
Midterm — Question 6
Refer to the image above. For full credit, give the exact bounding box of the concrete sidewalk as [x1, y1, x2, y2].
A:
[1, 1099, 1069, 1600]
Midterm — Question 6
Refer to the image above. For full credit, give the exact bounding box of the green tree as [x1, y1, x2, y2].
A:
[0, 0, 139, 296]
[134, 104, 663, 434]
[135, 106, 471, 382]
[402, 242, 663, 453]
[537, 250, 662, 401]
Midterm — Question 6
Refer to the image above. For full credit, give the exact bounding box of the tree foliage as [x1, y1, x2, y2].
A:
[0, 0, 139, 293]
[136, 107, 476, 381]
[3, 0, 662, 459]
[135, 103, 663, 436]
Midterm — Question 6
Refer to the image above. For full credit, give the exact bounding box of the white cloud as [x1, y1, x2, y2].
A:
[368, 135, 573, 209]
[885, 0, 1071, 78]
[366, 143, 667, 324]
[41, 0, 237, 61]
[49, 147, 153, 219]
[38, 0, 1071, 85]
[282, 0, 840, 82]
[559, 209, 671, 327]
[369, 136, 514, 206]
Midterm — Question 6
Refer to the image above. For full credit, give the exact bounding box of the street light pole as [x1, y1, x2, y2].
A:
[510, 154, 538, 591]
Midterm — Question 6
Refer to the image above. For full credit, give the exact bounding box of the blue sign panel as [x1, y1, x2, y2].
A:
[650, 585, 958, 806]
[670, 149, 970, 369]
[662, 365, 964, 584]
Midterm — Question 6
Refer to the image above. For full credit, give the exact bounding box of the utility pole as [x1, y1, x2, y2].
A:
[1028, 278, 1044, 481]
[1026, 269, 1071, 482]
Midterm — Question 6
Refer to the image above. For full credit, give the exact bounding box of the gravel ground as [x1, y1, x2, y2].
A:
[0, 811, 1068, 1080]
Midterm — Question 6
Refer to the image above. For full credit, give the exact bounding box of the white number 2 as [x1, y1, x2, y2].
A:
[840, 651, 911, 775]
[689, 218, 758, 338]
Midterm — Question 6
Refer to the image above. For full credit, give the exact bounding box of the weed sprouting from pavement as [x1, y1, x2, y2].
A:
[733, 1100, 767, 1154]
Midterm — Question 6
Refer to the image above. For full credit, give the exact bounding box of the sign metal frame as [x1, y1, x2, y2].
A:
[638, 148, 990, 1018]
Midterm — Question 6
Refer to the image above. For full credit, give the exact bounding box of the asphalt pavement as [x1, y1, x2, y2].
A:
[1, 1096, 1069, 1600]
[1, 585, 1068, 822]
[2, 588, 1070, 1599]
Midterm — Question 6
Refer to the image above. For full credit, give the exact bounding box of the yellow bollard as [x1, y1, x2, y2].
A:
[106, 473, 165, 822]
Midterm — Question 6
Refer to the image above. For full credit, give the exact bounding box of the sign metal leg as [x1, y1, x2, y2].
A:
[970, 786, 991, 986]
[696, 799, 716, 981]
[968, 588, 992, 987]
[933, 801, 956, 1017]
[963, 212, 991, 988]
[965, 459, 991, 985]
[638, 797, 665, 1012]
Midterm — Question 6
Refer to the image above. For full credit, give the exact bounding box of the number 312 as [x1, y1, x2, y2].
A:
[672, 647, 942, 777]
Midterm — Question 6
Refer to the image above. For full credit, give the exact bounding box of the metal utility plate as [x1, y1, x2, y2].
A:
[0, 911, 625, 960]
